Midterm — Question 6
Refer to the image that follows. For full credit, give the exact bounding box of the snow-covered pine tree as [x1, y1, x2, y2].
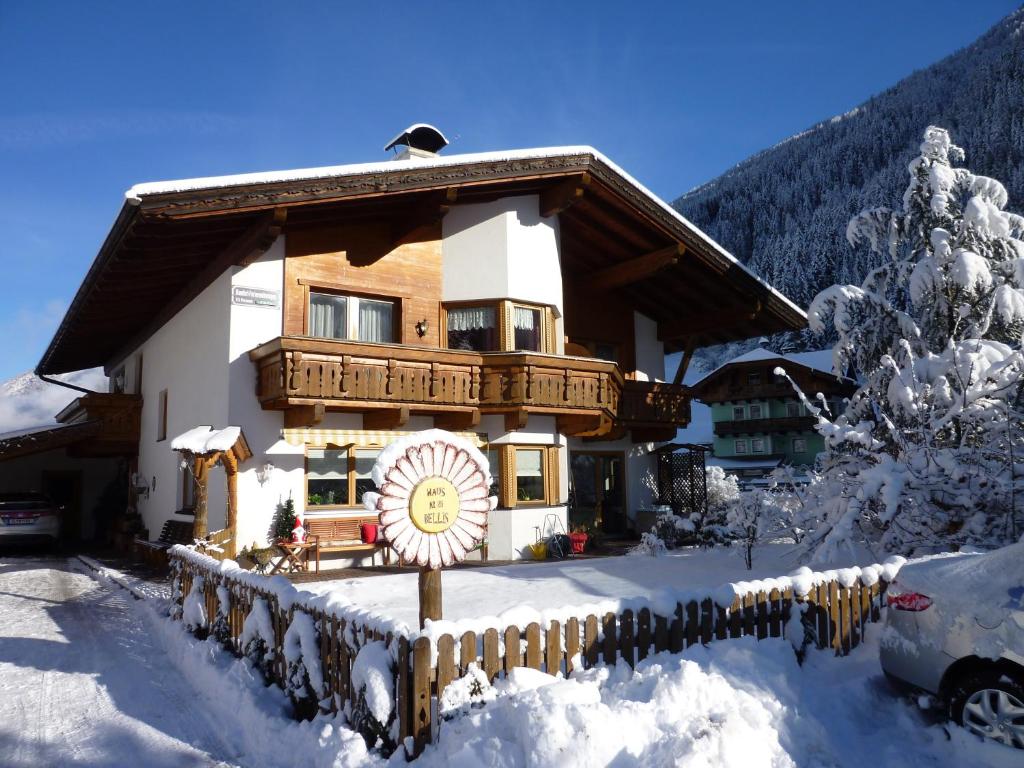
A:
[794, 126, 1024, 561]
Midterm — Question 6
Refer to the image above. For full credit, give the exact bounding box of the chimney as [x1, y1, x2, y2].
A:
[384, 123, 448, 161]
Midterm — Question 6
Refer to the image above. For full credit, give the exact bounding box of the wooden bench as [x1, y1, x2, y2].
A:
[134, 519, 195, 569]
[305, 516, 390, 572]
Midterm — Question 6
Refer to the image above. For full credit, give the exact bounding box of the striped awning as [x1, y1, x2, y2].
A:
[282, 428, 487, 448]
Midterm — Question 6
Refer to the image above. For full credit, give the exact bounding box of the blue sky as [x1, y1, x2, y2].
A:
[0, 0, 1018, 380]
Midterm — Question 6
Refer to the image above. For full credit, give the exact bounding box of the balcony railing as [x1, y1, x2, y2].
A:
[54, 393, 142, 456]
[249, 337, 691, 437]
[714, 415, 815, 436]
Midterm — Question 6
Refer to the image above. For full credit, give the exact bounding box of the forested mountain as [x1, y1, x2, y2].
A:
[674, 8, 1024, 367]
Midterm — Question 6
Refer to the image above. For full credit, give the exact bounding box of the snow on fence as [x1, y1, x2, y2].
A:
[167, 547, 901, 759]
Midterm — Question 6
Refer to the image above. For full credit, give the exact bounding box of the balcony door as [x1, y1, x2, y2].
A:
[569, 451, 625, 534]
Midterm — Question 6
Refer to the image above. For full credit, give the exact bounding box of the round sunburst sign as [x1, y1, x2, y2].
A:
[363, 429, 496, 569]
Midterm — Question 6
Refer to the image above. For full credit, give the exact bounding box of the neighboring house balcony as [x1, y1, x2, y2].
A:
[713, 415, 815, 436]
[249, 336, 690, 439]
[54, 393, 143, 457]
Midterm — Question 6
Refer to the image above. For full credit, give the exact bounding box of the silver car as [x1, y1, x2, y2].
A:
[879, 541, 1024, 749]
[0, 492, 61, 544]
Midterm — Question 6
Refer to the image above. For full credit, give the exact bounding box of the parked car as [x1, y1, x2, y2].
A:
[879, 541, 1024, 749]
[0, 492, 61, 544]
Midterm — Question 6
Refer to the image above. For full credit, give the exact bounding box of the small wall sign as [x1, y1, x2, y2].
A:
[364, 429, 495, 570]
[231, 285, 280, 308]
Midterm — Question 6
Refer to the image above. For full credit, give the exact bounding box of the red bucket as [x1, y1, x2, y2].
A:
[360, 522, 379, 544]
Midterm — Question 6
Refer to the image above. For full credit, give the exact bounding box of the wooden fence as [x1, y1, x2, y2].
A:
[169, 551, 890, 759]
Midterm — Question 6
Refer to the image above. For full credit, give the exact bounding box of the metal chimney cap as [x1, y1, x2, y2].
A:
[383, 123, 449, 154]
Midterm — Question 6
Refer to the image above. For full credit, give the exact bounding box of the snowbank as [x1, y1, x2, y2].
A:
[417, 636, 1019, 768]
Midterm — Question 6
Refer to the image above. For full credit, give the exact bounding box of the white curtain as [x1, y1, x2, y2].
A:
[448, 306, 496, 332]
[358, 299, 393, 343]
[310, 293, 346, 339]
[514, 306, 538, 330]
[515, 449, 543, 477]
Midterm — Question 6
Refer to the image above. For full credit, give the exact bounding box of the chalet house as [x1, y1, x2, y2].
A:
[35, 125, 804, 563]
[690, 348, 855, 487]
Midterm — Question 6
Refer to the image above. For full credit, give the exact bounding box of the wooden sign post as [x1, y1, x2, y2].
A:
[364, 429, 496, 630]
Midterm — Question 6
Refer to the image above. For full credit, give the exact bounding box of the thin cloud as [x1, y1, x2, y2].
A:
[0, 367, 107, 435]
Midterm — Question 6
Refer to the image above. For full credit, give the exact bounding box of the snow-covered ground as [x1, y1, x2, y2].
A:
[302, 543, 871, 629]
[0, 556, 238, 767]
[419, 634, 1018, 768]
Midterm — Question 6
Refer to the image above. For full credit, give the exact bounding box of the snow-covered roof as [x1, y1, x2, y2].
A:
[170, 426, 242, 455]
[706, 456, 784, 471]
[697, 346, 838, 386]
[124, 146, 805, 322]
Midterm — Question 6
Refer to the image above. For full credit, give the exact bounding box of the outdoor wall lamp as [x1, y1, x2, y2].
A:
[256, 461, 275, 486]
[130, 473, 150, 500]
[415, 319, 429, 337]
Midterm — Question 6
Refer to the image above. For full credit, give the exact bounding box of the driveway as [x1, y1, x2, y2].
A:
[0, 557, 240, 767]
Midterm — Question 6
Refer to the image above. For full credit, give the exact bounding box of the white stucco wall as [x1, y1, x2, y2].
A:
[633, 311, 665, 382]
[133, 271, 232, 540]
[442, 195, 563, 314]
[227, 239, 289, 550]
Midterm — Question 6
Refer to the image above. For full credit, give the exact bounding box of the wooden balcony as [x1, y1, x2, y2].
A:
[54, 393, 142, 456]
[714, 415, 815, 436]
[249, 337, 690, 439]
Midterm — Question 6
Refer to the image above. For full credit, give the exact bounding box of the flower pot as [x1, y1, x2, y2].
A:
[360, 522, 379, 544]
[569, 532, 588, 554]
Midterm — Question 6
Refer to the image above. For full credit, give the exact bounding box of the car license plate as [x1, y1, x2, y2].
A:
[2, 517, 35, 526]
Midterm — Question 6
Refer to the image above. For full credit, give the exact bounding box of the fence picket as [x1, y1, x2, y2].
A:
[460, 631, 476, 674]
[483, 629, 500, 682]
[768, 588, 782, 638]
[504, 625, 521, 675]
[619, 610, 635, 668]
[756, 590, 768, 640]
[397, 637, 411, 744]
[684, 601, 699, 647]
[714, 601, 728, 641]
[546, 620, 562, 675]
[729, 596, 743, 638]
[699, 599, 714, 645]
[437, 635, 457, 696]
[815, 583, 830, 648]
[525, 623, 542, 670]
[584, 616, 600, 666]
[602, 613, 617, 665]
[565, 618, 580, 674]
[637, 608, 651, 662]
[828, 582, 842, 654]
[654, 612, 669, 653]
[412, 637, 432, 758]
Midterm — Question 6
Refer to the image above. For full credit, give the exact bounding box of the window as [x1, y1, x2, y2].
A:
[156, 389, 168, 441]
[513, 306, 542, 352]
[732, 405, 745, 421]
[748, 372, 761, 386]
[447, 306, 498, 351]
[444, 300, 550, 353]
[793, 438, 807, 453]
[751, 438, 766, 453]
[749, 404, 763, 419]
[734, 439, 748, 454]
[308, 291, 395, 343]
[306, 448, 349, 507]
[306, 446, 381, 508]
[488, 448, 502, 500]
[786, 401, 803, 417]
[514, 447, 546, 503]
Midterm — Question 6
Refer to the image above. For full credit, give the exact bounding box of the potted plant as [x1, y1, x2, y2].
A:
[569, 525, 589, 555]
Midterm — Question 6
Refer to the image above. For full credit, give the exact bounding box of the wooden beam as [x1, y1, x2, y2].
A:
[673, 339, 696, 385]
[434, 410, 481, 430]
[581, 243, 684, 293]
[658, 300, 763, 342]
[284, 403, 325, 428]
[240, 207, 286, 266]
[539, 173, 590, 218]
[504, 408, 529, 432]
[556, 413, 605, 437]
[364, 406, 410, 430]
